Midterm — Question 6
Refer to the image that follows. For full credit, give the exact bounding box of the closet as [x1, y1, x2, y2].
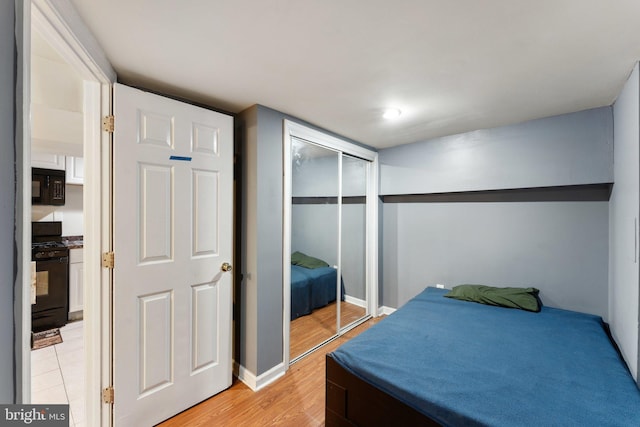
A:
[283, 121, 378, 363]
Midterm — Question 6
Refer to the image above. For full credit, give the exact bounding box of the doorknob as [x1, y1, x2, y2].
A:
[221, 262, 233, 272]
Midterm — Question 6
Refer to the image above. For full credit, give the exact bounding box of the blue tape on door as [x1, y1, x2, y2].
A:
[169, 156, 192, 161]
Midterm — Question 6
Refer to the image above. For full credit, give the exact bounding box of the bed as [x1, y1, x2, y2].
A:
[291, 264, 344, 320]
[326, 287, 640, 426]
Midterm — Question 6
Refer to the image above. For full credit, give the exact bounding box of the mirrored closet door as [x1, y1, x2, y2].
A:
[289, 138, 339, 360]
[285, 122, 377, 364]
[339, 155, 368, 330]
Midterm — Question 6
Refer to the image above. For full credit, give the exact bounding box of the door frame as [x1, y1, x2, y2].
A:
[15, 1, 115, 426]
[282, 120, 379, 367]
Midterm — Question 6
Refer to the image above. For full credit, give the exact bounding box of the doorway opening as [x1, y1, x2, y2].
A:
[29, 25, 87, 426]
[19, 2, 115, 426]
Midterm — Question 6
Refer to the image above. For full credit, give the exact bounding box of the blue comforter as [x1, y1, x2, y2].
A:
[331, 287, 640, 426]
[291, 265, 344, 320]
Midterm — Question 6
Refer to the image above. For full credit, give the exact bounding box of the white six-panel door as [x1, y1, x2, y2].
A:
[113, 84, 233, 426]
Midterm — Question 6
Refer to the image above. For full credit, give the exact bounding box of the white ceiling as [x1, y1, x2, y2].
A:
[69, 0, 640, 149]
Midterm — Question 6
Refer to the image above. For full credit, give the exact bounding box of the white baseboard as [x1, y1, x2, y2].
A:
[378, 305, 396, 315]
[234, 361, 286, 392]
[344, 294, 366, 308]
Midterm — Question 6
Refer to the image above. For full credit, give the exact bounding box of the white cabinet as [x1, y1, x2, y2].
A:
[66, 156, 84, 185]
[31, 151, 84, 185]
[32, 151, 66, 170]
[69, 248, 83, 314]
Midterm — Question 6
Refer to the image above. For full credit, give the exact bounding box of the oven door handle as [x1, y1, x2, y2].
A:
[35, 257, 69, 265]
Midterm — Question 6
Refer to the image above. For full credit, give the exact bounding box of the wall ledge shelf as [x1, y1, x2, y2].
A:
[380, 183, 613, 203]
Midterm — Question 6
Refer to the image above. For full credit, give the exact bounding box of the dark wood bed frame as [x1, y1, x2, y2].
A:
[325, 355, 441, 426]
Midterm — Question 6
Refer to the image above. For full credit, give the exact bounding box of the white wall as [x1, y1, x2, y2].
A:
[609, 63, 640, 381]
[32, 184, 84, 236]
[31, 30, 83, 156]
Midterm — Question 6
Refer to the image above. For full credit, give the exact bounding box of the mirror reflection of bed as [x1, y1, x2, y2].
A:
[289, 137, 369, 361]
[289, 252, 367, 359]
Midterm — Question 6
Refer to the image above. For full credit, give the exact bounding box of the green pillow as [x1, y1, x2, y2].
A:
[444, 284, 541, 312]
[291, 251, 329, 269]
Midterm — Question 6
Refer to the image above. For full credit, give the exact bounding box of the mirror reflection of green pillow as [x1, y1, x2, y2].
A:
[444, 284, 542, 312]
[291, 251, 329, 269]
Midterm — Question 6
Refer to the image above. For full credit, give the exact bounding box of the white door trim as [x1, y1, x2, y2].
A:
[14, 0, 32, 406]
[18, 2, 115, 426]
[282, 120, 379, 368]
[30, 0, 116, 83]
[284, 121, 377, 162]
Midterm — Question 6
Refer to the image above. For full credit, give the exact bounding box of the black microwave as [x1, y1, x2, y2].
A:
[32, 168, 65, 206]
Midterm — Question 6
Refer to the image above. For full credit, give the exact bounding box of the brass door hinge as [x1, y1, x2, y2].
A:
[102, 115, 115, 133]
[102, 386, 114, 404]
[102, 251, 115, 269]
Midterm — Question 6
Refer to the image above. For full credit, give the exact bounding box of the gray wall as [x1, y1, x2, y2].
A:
[382, 202, 609, 317]
[379, 107, 613, 320]
[1, 0, 15, 403]
[254, 106, 285, 375]
[237, 106, 259, 375]
[380, 107, 613, 195]
[292, 205, 338, 266]
[609, 63, 639, 381]
[237, 105, 287, 376]
[339, 205, 366, 300]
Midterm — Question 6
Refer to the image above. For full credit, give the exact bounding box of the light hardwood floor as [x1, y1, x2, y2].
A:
[290, 301, 366, 359]
[160, 314, 383, 427]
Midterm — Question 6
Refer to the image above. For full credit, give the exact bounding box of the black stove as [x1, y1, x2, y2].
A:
[32, 222, 69, 332]
[33, 241, 67, 249]
[32, 241, 69, 260]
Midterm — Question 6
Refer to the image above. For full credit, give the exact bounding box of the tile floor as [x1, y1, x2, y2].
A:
[31, 320, 84, 427]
